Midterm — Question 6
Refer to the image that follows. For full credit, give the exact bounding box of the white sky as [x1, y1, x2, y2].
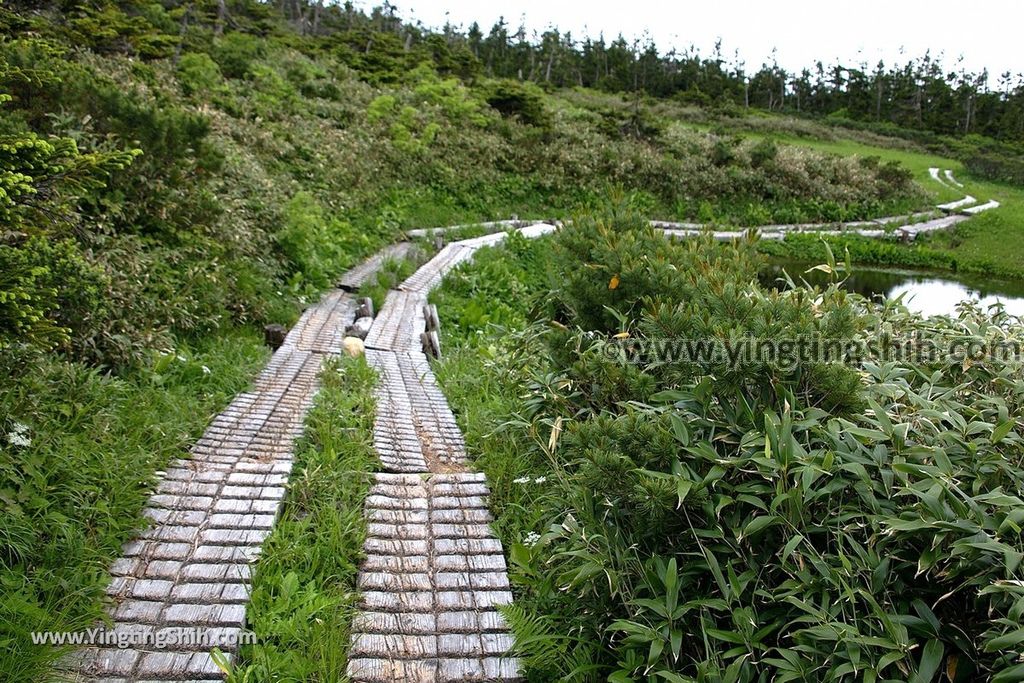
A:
[371, 0, 1023, 80]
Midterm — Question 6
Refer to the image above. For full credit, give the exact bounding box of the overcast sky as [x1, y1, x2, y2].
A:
[368, 0, 1023, 80]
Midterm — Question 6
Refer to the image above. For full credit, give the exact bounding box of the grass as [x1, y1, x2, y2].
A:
[0, 328, 269, 682]
[228, 354, 378, 683]
[432, 325, 578, 674]
[429, 236, 571, 667]
[427, 235, 554, 562]
[433, 335, 551, 545]
[377, 182, 576, 231]
[356, 250, 427, 313]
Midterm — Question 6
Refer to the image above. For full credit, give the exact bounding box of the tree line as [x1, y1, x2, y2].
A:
[292, 1, 1024, 141]
[11, 0, 1024, 141]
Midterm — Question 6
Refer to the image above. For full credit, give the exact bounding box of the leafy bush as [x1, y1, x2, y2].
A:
[0, 74, 138, 361]
[599, 103, 665, 141]
[62, 1, 177, 58]
[431, 230, 550, 334]
[749, 137, 778, 168]
[436, 212, 1024, 682]
[0, 237, 106, 355]
[545, 210, 865, 412]
[176, 51, 225, 97]
[276, 191, 370, 291]
[482, 79, 550, 128]
[211, 31, 265, 79]
[543, 210, 754, 331]
[366, 93, 398, 122]
[965, 152, 1024, 187]
[0, 127, 138, 235]
[410, 63, 490, 127]
[249, 62, 302, 117]
[0, 242, 70, 353]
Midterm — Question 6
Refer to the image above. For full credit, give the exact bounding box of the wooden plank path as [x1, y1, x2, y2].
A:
[422, 181, 999, 244]
[66, 254, 387, 681]
[63, 224, 555, 682]
[349, 222, 555, 682]
[339, 242, 415, 292]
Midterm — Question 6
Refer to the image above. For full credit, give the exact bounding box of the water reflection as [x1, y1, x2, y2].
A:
[761, 261, 1024, 317]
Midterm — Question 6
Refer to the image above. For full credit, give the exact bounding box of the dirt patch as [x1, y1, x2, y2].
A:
[416, 425, 466, 474]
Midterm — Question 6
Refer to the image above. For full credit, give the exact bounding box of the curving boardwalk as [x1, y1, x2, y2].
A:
[66, 259, 386, 681]
[412, 169, 997, 244]
[347, 222, 555, 682]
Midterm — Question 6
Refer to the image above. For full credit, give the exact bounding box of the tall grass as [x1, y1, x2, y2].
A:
[229, 355, 378, 682]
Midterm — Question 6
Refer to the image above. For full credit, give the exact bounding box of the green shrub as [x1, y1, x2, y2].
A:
[276, 191, 332, 288]
[330, 28, 411, 84]
[250, 63, 300, 117]
[0, 127, 138, 235]
[597, 103, 663, 141]
[482, 79, 550, 128]
[0, 242, 70, 354]
[965, 152, 1024, 187]
[410, 63, 490, 127]
[0, 237, 106, 356]
[366, 93, 397, 122]
[545, 209, 755, 332]
[63, 2, 177, 58]
[434, 212, 1024, 681]
[176, 51, 224, 97]
[211, 32, 265, 79]
[64, 77, 223, 240]
[431, 231, 549, 335]
[276, 191, 370, 291]
[749, 137, 778, 168]
[545, 210, 864, 412]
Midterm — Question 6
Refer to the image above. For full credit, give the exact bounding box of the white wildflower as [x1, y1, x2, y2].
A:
[8, 432, 30, 447]
[523, 532, 541, 546]
[534, 476, 547, 484]
[513, 476, 530, 485]
[201, 365, 211, 374]
[11, 422, 28, 434]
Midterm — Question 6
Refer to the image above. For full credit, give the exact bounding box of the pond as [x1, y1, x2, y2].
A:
[760, 260, 1024, 317]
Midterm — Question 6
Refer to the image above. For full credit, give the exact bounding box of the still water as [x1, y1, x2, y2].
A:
[761, 261, 1024, 317]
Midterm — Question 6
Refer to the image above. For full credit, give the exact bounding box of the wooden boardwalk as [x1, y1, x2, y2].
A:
[348, 222, 555, 682]
[67, 254, 383, 680]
